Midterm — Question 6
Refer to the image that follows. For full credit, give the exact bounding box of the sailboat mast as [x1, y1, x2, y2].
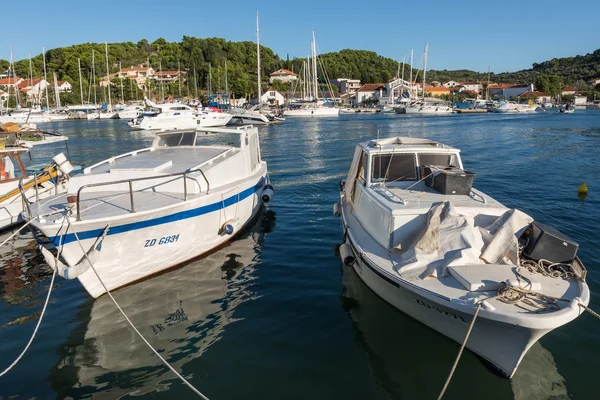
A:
[311, 31, 318, 101]
[10, 46, 20, 107]
[409, 49, 413, 98]
[53, 71, 61, 108]
[193, 62, 198, 99]
[401, 54, 405, 99]
[92, 50, 97, 105]
[209, 64, 212, 96]
[487, 65, 491, 100]
[422, 43, 428, 101]
[78, 58, 84, 105]
[256, 10, 261, 104]
[225, 59, 228, 105]
[28, 54, 34, 106]
[119, 61, 124, 102]
[42, 48, 50, 109]
[105, 42, 112, 110]
[178, 60, 182, 98]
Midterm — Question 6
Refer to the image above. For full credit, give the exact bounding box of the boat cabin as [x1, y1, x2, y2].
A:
[349, 136, 463, 190]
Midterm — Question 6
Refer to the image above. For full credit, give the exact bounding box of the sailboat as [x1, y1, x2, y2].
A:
[87, 43, 119, 120]
[404, 43, 453, 115]
[283, 32, 339, 117]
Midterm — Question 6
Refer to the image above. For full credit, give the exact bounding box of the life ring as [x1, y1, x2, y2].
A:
[0, 161, 7, 180]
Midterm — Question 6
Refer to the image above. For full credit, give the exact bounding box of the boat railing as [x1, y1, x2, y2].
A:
[75, 168, 210, 221]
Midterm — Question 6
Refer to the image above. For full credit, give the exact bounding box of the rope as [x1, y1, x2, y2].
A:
[579, 304, 600, 320]
[437, 302, 482, 400]
[0, 215, 68, 377]
[69, 226, 209, 399]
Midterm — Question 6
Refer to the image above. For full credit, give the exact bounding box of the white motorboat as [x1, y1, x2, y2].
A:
[128, 103, 198, 130]
[283, 105, 340, 117]
[336, 136, 589, 378]
[0, 111, 52, 124]
[26, 125, 273, 298]
[197, 108, 233, 127]
[0, 130, 71, 230]
[340, 108, 357, 114]
[558, 106, 575, 114]
[587, 100, 600, 109]
[117, 104, 144, 120]
[229, 106, 271, 125]
[491, 101, 538, 113]
[404, 99, 454, 115]
[87, 110, 119, 120]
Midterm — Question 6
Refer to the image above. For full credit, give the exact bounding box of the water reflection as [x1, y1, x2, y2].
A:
[339, 262, 569, 400]
[50, 210, 276, 398]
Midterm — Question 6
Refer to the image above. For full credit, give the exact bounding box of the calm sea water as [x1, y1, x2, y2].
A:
[1, 110, 599, 399]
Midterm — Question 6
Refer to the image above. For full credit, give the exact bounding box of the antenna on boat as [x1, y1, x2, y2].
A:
[377, 129, 380, 139]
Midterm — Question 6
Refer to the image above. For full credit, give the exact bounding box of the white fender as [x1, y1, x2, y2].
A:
[40, 224, 110, 279]
[339, 243, 356, 266]
[261, 184, 274, 203]
[333, 202, 341, 217]
[222, 218, 242, 235]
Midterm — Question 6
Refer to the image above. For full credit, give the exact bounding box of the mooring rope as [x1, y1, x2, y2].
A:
[437, 302, 482, 400]
[69, 225, 209, 399]
[0, 215, 68, 377]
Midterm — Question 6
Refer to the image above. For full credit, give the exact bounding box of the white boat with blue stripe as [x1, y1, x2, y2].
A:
[25, 125, 272, 298]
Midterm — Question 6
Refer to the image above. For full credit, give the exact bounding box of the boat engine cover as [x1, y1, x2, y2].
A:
[523, 221, 578, 263]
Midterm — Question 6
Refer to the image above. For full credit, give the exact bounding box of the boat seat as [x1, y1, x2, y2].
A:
[448, 264, 541, 292]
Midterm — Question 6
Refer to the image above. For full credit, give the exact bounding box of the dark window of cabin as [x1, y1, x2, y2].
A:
[418, 153, 458, 168]
[372, 154, 417, 183]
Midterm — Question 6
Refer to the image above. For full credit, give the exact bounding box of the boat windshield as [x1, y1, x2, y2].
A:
[154, 130, 243, 149]
[372, 153, 417, 183]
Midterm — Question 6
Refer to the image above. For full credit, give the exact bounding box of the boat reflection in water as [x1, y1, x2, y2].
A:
[339, 261, 570, 400]
[51, 210, 276, 398]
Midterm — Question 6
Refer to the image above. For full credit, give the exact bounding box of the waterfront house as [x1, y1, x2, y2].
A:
[355, 83, 386, 105]
[56, 81, 72, 93]
[443, 80, 460, 88]
[489, 83, 534, 99]
[260, 87, 285, 105]
[269, 69, 298, 83]
[561, 86, 581, 96]
[518, 91, 551, 103]
[118, 65, 155, 89]
[14, 78, 49, 102]
[431, 81, 442, 87]
[0, 77, 24, 89]
[152, 71, 186, 84]
[460, 82, 482, 93]
[99, 74, 118, 87]
[330, 78, 361, 95]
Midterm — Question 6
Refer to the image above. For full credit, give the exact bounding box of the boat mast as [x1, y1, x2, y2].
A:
[159, 59, 164, 102]
[178, 59, 182, 98]
[225, 59, 228, 105]
[256, 10, 261, 104]
[193, 62, 198, 100]
[105, 42, 112, 111]
[119, 61, 124, 102]
[10, 46, 20, 107]
[487, 65, 491, 100]
[78, 58, 84, 105]
[28, 53, 34, 106]
[53, 71, 61, 108]
[43, 48, 51, 109]
[311, 31, 318, 101]
[409, 49, 413, 98]
[209, 63, 212, 96]
[401, 54, 405, 99]
[92, 50, 97, 106]
[422, 43, 428, 101]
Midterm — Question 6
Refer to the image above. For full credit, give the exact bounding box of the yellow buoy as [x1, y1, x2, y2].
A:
[578, 181, 588, 195]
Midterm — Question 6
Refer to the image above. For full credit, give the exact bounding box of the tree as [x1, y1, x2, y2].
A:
[548, 75, 563, 96]
[535, 75, 550, 93]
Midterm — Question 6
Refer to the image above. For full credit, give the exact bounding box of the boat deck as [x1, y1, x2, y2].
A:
[87, 147, 236, 175]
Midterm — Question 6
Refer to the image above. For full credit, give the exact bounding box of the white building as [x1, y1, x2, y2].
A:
[118, 65, 155, 89]
[269, 69, 297, 83]
[460, 82, 482, 92]
[443, 80, 460, 88]
[0, 77, 24, 89]
[16, 78, 49, 100]
[355, 83, 385, 105]
[261, 88, 285, 105]
[56, 81, 72, 92]
[331, 78, 361, 95]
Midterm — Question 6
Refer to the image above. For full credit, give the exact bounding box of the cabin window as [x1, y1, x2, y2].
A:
[357, 152, 367, 184]
[371, 153, 417, 183]
[418, 153, 458, 168]
[156, 131, 197, 147]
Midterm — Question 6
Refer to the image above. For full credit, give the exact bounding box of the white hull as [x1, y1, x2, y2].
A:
[129, 115, 198, 131]
[404, 104, 453, 114]
[87, 112, 119, 120]
[346, 235, 546, 377]
[0, 182, 63, 230]
[283, 107, 340, 117]
[117, 110, 143, 120]
[35, 172, 267, 298]
[492, 103, 538, 113]
[0, 114, 52, 123]
[229, 111, 270, 125]
[197, 112, 233, 127]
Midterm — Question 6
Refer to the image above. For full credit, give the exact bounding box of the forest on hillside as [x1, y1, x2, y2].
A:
[2, 37, 599, 103]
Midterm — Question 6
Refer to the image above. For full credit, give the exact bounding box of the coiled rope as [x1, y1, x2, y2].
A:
[69, 225, 209, 399]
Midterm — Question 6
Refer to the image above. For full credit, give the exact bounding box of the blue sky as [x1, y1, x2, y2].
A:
[2, 0, 599, 73]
